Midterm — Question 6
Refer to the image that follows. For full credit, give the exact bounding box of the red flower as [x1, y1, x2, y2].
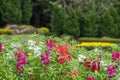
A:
[0, 43, 2, 52]
[29, 73, 34, 78]
[87, 76, 95, 80]
[112, 52, 120, 61]
[54, 44, 68, 55]
[58, 56, 67, 64]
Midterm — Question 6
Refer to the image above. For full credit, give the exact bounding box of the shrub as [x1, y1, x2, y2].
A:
[78, 37, 120, 43]
[39, 27, 49, 33]
[5, 25, 44, 35]
[0, 28, 13, 35]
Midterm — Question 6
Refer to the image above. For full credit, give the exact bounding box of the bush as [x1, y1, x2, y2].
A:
[78, 37, 120, 43]
[5, 25, 44, 35]
[0, 28, 13, 35]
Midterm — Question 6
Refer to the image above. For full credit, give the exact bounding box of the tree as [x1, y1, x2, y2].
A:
[21, 0, 32, 24]
[51, 3, 66, 35]
[63, 6, 80, 38]
[82, 4, 100, 37]
[0, 0, 22, 24]
[100, 8, 119, 37]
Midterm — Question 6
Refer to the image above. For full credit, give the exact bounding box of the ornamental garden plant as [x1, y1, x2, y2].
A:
[0, 34, 120, 80]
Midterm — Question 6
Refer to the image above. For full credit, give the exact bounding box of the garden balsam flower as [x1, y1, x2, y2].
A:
[0, 43, 2, 52]
[46, 39, 54, 51]
[54, 44, 72, 64]
[40, 51, 50, 65]
[78, 54, 86, 62]
[107, 66, 116, 79]
[16, 51, 28, 75]
[112, 52, 120, 61]
[84, 59, 100, 72]
[87, 76, 95, 80]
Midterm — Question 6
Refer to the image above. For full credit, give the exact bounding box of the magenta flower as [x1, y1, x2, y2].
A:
[91, 61, 100, 72]
[107, 66, 116, 79]
[46, 39, 54, 50]
[0, 43, 2, 52]
[16, 51, 28, 75]
[40, 51, 50, 65]
[112, 52, 120, 61]
[87, 76, 95, 80]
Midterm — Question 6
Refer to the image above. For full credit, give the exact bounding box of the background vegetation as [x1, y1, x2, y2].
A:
[0, 0, 120, 38]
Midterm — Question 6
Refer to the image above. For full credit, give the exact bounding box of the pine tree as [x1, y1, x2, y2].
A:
[82, 4, 100, 37]
[63, 6, 80, 38]
[51, 4, 66, 35]
[21, 0, 32, 24]
[76, 7, 86, 37]
[100, 8, 119, 37]
[0, 0, 22, 24]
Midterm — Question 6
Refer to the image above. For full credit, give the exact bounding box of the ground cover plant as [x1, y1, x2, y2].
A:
[0, 34, 120, 80]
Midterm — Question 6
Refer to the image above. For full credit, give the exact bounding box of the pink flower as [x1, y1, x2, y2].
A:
[16, 51, 28, 75]
[84, 59, 100, 72]
[107, 66, 116, 79]
[0, 43, 2, 52]
[112, 52, 120, 61]
[41, 51, 50, 65]
[87, 76, 95, 80]
[91, 61, 100, 72]
[46, 39, 54, 50]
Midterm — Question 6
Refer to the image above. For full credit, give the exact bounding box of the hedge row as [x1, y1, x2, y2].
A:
[78, 37, 120, 43]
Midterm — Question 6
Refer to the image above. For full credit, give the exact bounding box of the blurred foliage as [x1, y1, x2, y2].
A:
[0, 28, 13, 35]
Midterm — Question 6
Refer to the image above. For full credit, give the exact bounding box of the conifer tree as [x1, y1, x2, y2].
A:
[63, 6, 80, 38]
[0, 0, 22, 24]
[100, 8, 118, 37]
[21, 0, 32, 24]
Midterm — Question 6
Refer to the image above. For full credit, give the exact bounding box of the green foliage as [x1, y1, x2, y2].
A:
[78, 37, 120, 43]
[82, 5, 100, 37]
[0, 0, 22, 24]
[51, 4, 66, 35]
[21, 0, 32, 24]
[100, 8, 119, 38]
[0, 28, 13, 35]
[63, 6, 80, 38]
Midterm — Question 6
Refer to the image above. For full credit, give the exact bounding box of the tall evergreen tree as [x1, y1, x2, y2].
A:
[82, 4, 100, 37]
[0, 0, 22, 24]
[100, 8, 119, 37]
[51, 4, 66, 35]
[21, 0, 32, 24]
[63, 6, 80, 38]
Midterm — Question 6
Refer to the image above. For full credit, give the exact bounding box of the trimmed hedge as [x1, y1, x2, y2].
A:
[78, 37, 120, 43]
[0, 28, 13, 34]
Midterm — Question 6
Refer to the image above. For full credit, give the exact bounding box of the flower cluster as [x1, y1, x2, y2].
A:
[84, 59, 100, 72]
[87, 76, 95, 80]
[112, 52, 120, 61]
[107, 66, 116, 79]
[40, 39, 54, 65]
[54, 44, 72, 64]
[15, 50, 28, 75]
[0, 43, 2, 52]
[64, 68, 79, 75]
